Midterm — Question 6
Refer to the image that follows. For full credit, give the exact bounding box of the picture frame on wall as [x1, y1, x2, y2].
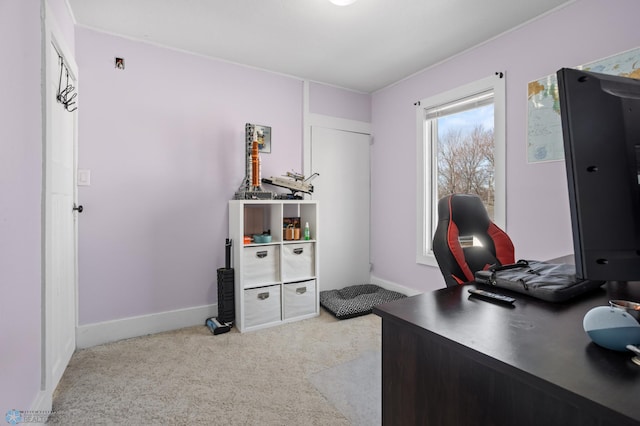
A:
[253, 124, 272, 153]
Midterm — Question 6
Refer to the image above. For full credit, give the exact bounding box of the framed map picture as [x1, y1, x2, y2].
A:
[527, 47, 640, 163]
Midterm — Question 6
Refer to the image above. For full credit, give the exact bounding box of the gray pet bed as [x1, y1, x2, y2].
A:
[319, 284, 406, 320]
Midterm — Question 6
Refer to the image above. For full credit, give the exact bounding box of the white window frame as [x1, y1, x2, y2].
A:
[416, 73, 506, 267]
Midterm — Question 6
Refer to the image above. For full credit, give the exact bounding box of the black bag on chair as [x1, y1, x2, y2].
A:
[474, 259, 605, 303]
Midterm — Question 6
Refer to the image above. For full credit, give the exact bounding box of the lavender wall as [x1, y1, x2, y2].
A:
[0, 0, 42, 415]
[75, 29, 370, 325]
[75, 29, 314, 324]
[370, 0, 640, 292]
[309, 82, 371, 122]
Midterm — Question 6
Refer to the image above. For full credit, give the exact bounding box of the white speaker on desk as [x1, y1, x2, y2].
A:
[583, 306, 640, 351]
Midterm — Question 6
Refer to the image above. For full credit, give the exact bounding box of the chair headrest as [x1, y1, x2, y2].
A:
[438, 194, 490, 235]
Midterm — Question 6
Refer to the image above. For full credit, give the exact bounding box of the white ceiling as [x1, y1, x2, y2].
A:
[67, 0, 573, 93]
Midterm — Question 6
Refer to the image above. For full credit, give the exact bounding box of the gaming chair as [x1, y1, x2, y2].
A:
[433, 194, 515, 287]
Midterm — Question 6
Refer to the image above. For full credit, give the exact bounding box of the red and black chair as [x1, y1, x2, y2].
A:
[433, 194, 515, 287]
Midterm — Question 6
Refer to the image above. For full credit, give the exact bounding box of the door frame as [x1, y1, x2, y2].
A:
[37, 0, 79, 410]
[302, 81, 371, 178]
[302, 82, 372, 290]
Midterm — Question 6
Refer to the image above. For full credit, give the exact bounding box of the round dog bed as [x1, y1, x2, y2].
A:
[319, 284, 407, 320]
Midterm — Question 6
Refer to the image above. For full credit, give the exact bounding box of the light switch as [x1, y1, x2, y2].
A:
[77, 169, 91, 186]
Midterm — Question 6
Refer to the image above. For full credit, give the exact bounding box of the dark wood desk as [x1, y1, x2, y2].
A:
[373, 282, 640, 426]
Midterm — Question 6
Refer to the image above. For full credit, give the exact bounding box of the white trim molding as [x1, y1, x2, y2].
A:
[370, 275, 423, 297]
[76, 304, 217, 349]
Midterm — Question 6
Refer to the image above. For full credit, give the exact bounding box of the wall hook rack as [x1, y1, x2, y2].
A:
[56, 55, 77, 112]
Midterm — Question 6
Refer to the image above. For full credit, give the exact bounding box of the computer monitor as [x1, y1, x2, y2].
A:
[557, 67, 640, 282]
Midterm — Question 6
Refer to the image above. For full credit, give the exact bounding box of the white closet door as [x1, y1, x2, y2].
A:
[44, 27, 77, 396]
[311, 127, 370, 291]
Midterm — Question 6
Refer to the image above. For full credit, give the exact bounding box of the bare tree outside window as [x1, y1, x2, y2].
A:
[437, 125, 495, 218]
[431, 98, 495, 220]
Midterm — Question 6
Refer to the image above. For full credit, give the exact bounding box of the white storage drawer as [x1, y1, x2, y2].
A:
[244, 285, 281, 328]
[283, 279, 316, 320]
[242, 245, 279, 287]
[282, 243, 315, 282]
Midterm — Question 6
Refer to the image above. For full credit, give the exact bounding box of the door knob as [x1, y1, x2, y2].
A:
[73, 204, 83, 213]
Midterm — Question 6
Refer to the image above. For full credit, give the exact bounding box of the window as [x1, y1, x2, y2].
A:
[416, 73, 506, 266]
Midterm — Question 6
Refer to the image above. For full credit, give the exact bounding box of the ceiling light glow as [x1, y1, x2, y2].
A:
[329, 0, 358, 6]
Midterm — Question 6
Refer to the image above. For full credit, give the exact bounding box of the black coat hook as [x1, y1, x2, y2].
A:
[56, 55, 78, 112]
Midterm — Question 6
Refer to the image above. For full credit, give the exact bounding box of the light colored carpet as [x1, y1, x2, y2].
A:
[48, 309, 381, 425]
[308, 350, 381, 426]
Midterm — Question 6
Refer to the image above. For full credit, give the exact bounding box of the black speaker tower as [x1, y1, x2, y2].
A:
[216, 239, 235, 324]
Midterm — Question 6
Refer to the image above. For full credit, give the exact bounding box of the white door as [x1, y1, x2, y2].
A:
[43, 30, 78, 395]
[311, 127, 370, 291]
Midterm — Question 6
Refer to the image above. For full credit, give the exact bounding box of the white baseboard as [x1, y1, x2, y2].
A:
[370, 275, 422, 297]
[76, 304, 217, 349]
[29, 390, 53, 424]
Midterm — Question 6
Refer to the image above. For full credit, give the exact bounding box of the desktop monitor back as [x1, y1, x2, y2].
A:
[557, 67, 640, 282]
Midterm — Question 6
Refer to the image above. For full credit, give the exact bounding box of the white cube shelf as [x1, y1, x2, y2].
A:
[229, 200, 319, 332]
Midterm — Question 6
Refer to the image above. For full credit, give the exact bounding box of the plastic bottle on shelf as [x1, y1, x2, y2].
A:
[304, 222, 310, 240]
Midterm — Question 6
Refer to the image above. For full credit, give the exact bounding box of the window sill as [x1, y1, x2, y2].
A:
[416, 253, 439, 268]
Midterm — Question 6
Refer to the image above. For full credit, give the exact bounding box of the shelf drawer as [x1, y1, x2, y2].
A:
[283, 279, 316, 320]
[242, 245, 279, 286]
[282, 243, 314, 282]
[244, 285, 281, 328]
